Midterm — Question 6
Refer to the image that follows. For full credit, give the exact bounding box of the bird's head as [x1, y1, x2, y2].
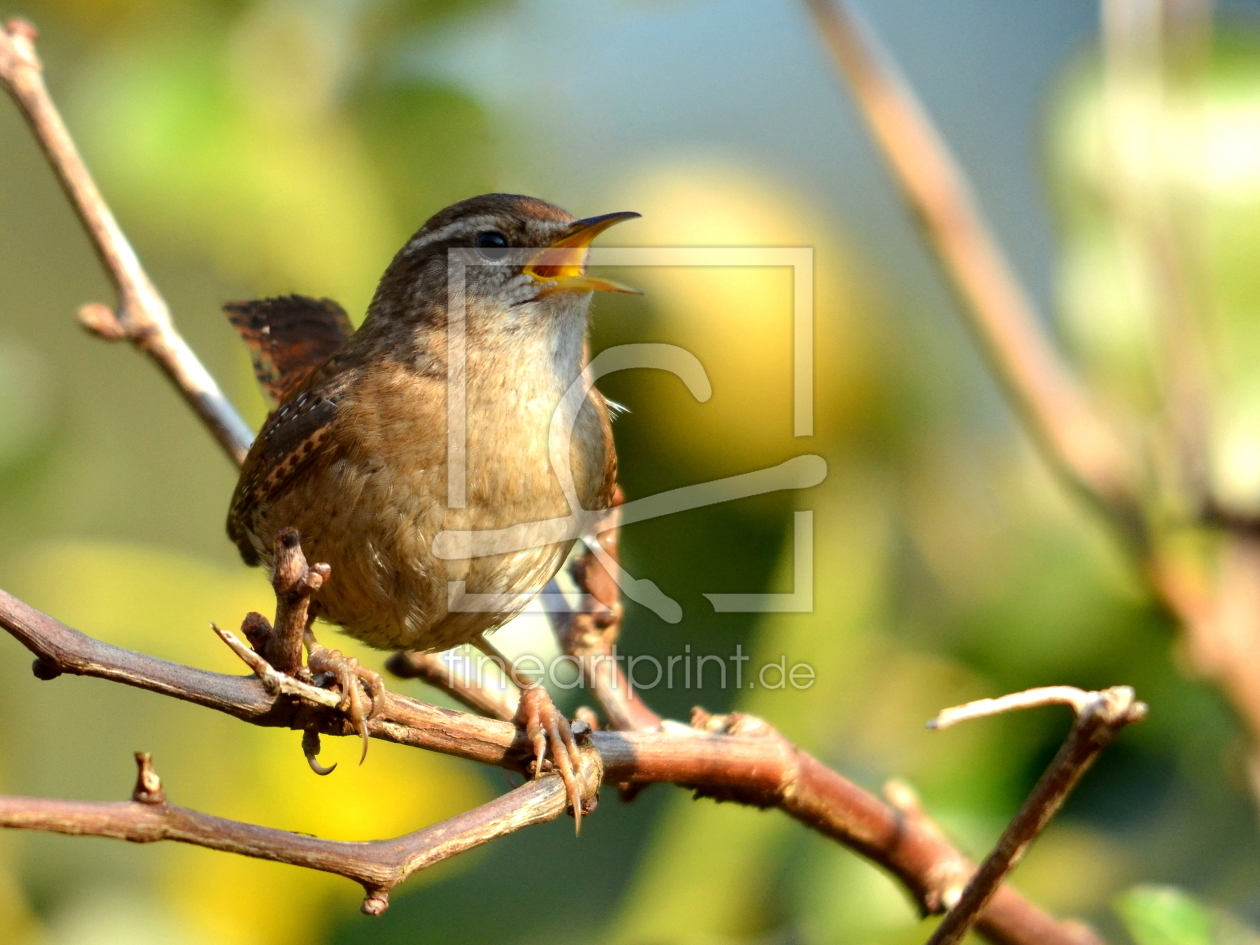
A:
[366, 193, 639, 340]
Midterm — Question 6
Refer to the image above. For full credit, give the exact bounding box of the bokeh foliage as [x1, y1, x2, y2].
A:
[2, 3, 1260, 945]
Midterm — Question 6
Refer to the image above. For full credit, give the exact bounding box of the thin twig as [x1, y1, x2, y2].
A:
[547, 498, 663, 733]
[2, 16, 1115, 943]
[925, 686, 1147, 945]
[212, 622, 341, 708]
[804, 0, 1260, 803]
[1101, 0, 1214, 504]
[0, 751, 592, 915]
[927, 686, 1096, 730]
[802, 0, 1143, 541]
[0, 584, 1098, 945]
[259, 528, 328, 674]
[386, 649, 519, 721]
[0, 20, 252, 464]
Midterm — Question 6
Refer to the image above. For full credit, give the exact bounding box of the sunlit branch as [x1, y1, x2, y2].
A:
[926, 686, 1147, 945]
[0, 20, 252, 464]
[802, 0, 1143, 544]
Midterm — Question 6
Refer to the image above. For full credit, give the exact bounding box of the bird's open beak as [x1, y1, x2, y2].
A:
[524, 211, 641, 294]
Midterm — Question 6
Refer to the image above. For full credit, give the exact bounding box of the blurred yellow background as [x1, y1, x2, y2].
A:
[2, 2, 1260, 944]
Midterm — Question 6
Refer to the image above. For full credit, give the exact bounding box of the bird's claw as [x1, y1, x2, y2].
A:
[515, 685, 587, 832]
[306, 637, 385, 763]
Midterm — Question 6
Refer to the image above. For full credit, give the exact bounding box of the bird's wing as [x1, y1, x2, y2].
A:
[224, 295, 354, 405]
[227, 380, 347, 565]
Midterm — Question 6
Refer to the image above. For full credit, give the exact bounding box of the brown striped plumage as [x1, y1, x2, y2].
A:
[226, 194, 625, 653]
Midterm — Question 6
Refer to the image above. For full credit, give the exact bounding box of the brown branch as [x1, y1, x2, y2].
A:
[925, 687, 1147, 945]
[0, 581, 1101, 945]
[802, 0, 1143, 540]
[1101, 0, 1215, 504]
[239, 527, 329, 675]
[0, 15, 1121, 944]
[0, 751, 590, 915]
[0, 19, 252, 465]
[386, 650, 519, 722]
[548, 498, 663, 733]
[803, 0, 1260, 803]
[1151, 535, 1260, 755]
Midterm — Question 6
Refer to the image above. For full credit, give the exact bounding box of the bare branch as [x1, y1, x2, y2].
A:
[0, 581, 1099, 945]
[1151, 535, 1260, 754]
[928, 686, 1096, 730]
[1101, 0, 1215, 503]
[926, 686, 1147, 945]
[0, 751, 590, 915]
[386, 649, 519, 722]
[263, 528, 329, 673]
[212, 623, 340, 708]
[801, 0, 1143, 539]
[1, 16, 1122, 944]
[0, 20, 252, 464]
[547, 499, 663, 733]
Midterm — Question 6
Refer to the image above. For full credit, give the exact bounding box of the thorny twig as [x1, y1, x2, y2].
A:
[0, 15, 1131, 945]
[925, 687, 1148, 945]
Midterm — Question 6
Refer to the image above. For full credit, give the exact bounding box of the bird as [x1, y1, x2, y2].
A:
[225, 193, 639, 824]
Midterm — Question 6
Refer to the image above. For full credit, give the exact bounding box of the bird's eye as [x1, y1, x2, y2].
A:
[475, 231, 509, 261]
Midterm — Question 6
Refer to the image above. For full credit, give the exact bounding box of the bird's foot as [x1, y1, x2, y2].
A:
[306, 634, 385, 763]
[515, 685, 590, 832]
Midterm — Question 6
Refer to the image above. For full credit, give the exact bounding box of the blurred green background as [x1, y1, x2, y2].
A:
[3, 1, 1260, 944]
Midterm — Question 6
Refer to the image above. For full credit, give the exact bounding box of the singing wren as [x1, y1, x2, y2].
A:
[225, 193, 638, 817]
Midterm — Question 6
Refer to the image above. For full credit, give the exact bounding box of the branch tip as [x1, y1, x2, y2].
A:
[4, 19, 37, 43]
[361, 890, 390, 916]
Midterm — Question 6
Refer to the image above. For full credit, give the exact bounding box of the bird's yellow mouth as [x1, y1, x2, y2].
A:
[524, 211, 641, 294]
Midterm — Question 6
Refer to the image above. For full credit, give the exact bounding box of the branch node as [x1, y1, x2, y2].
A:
[361, 889, 390, 916]
[211, 622, 340, 708]
[1095, 685, 1148, 727]
[882, 777, 921, 815]
[690, 709, 771, 738]
[30, 656, 61, 680]
[77, 303, 127, 341]
[132, 752, 165, 805]
[240, 611, 272, 655]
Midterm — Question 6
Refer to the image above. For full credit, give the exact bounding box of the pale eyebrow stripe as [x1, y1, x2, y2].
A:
[404, 215, 504, 254]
